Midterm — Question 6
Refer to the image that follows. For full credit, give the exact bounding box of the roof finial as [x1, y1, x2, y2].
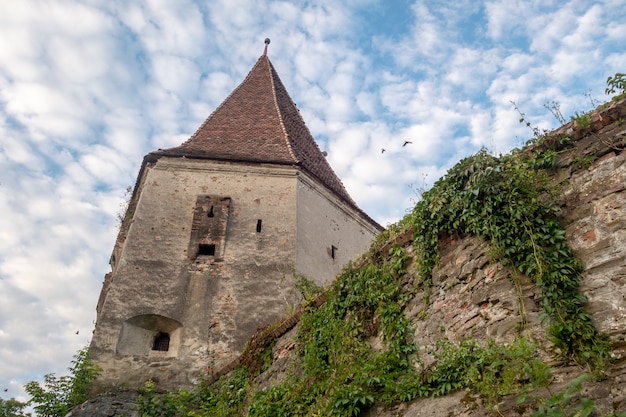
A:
[263, 38, 270, 56]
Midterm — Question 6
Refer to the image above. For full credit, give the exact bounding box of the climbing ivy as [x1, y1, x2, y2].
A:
[407, 140, 609, 366]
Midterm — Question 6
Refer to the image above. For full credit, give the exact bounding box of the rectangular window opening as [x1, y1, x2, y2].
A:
[198, 244, 216, 256]
[256, 219, 262, 233]
[152, 332, 170, 351]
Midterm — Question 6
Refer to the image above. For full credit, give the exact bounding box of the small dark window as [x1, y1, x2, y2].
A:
[198, 244, 216, 256]
[152, 332, 170, 351]
[331, 245, 338, 259]
[256, 219, 262, 233]
[208, 206, 214, 217]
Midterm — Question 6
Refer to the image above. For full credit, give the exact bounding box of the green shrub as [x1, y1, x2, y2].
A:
[606, 73, 626, 97]
[24, 347, 100, 417]
[137, 366, 250, 417]
[0, 398, 29, 417]
[571, 111, 592, 129]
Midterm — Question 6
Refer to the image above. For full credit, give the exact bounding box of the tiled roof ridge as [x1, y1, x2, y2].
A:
[265, 56, 298, 162]
[265, 58, 359, 207]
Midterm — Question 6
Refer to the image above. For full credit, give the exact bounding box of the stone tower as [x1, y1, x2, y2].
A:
[89, 44, 383, 389]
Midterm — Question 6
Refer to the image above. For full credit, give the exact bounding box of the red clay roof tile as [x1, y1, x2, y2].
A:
[151, 55, 377, 225]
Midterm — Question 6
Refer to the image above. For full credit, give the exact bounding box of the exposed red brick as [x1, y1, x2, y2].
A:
[581, 229, 597, 243]
[460, 315, 482, 331]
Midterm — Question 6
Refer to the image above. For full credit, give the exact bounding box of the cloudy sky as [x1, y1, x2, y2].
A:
[1, 0, 625, 403]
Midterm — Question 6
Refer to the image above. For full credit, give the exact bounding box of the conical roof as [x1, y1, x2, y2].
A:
[151, 53, 364, 213]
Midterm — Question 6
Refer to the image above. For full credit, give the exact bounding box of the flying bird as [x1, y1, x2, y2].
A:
[403, 140, 413, 147]
[381, 148, 386, 154]
[75, 330, 79, 334]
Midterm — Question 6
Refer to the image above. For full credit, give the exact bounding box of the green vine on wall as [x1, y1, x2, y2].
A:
[407, 139, 609, 366]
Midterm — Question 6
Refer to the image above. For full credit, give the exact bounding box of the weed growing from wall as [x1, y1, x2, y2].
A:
[571, 111, 592, 129]
[518, 374, 626, 417]
[293, 272, 323, 302]
[137, 367, 250, 417]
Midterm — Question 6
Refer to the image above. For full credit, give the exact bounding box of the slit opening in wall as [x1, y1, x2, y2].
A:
[198, 243, 216, 256]
[331, 245, 337, 259]
[256, 219, 262, 233]
[152, 332, 170, 352]
[207, 206, 214, 217]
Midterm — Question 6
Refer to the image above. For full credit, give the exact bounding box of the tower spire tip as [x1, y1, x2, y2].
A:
[263, 38, 270, 56]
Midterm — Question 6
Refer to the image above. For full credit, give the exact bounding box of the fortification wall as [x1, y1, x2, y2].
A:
[260, 99, 626, 416]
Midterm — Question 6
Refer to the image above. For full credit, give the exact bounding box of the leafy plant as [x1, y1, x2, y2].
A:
[136, 380, 178, 417]
[293, 272, 323, 302]
[544, 101, 567, 124]
[408, 147, 608, 366]
[512, 101, 549, 139]
[401, 337, 551, 407]
[116, 185, 133, 230]
[518, 373, 626, 417]
[24, 346, 100, 417]
[605, 73, 626, 97]
[572, 154, 596, 169]
[0, 398, 29, 417]
[137, 366, 250, 417]
[571, 111, 592, 129]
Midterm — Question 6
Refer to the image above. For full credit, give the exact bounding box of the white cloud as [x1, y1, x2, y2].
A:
[0, 132, 42, 167]
[484, 0, 534, 42]
[151, 54, 202, 96]
[115, 0, 207, 57]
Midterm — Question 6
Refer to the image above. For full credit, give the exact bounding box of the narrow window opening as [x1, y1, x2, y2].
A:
[198, 244, 216, 256]
[331, 245, 338, 259]
[256, 219, 262, 233]
[152, 332, 170, 351]
[207, 206, 214, 217]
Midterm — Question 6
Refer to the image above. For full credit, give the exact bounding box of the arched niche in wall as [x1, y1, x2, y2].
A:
[116, 314, 182, 358]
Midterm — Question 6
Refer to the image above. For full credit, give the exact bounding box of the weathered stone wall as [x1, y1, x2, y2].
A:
[372, 99, 626, 415]
[563, 152, 626, 339]
[91, 158, 301, 389]
[296, 172, 383, 287]
[90, 155, 380, 392]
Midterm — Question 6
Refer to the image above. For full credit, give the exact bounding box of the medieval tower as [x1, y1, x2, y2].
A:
[89, 41, 383, 389]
